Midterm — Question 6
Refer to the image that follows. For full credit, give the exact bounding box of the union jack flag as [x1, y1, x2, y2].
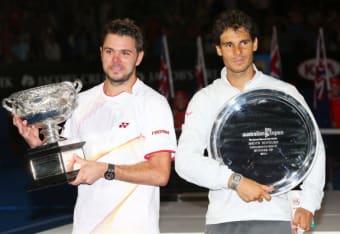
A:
[313, 28, 331, 127]
[270, 26, 281, 79]
[195, 36, 208, 90]
[158, 35, 174, 99]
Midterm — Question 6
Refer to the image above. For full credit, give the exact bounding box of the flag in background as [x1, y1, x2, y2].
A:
[195, 36, 208, 90]
[313, 28, 331, 128]
[158, 35, 174, 99]
[270, 26, 281, 79]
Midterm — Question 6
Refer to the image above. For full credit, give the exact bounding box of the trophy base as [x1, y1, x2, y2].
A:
[26, 140, 86, 191]
[27, 170, 79, 191]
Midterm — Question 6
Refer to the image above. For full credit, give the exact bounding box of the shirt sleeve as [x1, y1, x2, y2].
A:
[175, 91, 233, 190]
[143, 95, 177, 159]
[284, 86, 325, 214]
[299, 130, 325, 214]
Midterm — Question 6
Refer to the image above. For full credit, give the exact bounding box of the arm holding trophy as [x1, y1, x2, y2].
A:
[2, 80, 85, 190]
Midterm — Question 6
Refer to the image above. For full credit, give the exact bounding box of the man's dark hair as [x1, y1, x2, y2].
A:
[101, 18, 144, 52]
[211, 10, 259, 46]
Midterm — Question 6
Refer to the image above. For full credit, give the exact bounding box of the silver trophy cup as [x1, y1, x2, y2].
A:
[2, 80, 85, 191]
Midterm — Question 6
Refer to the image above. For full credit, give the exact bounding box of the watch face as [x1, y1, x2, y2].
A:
[233, 174, 241, 183]
[104, 164, 115, 180]
[104, 171, 115, 180]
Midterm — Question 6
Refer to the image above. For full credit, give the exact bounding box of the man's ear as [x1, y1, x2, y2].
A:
[136, 51, 144, 66]
[216, 45, 222, 57]
[253, 38, 258, 52]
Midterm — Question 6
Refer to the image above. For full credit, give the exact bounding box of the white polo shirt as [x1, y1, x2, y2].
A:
[62, 79, 176, 234]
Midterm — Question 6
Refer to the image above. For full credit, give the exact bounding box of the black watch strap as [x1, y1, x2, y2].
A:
[104, 164, 115, 180]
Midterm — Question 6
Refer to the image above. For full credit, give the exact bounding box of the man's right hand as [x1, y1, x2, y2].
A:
[229, 174, 274, 203]
[13, 115, 43, 148]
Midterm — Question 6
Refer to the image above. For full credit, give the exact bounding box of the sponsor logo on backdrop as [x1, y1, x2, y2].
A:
[0, 69, 220, 90]
[298, 58, 340, 80]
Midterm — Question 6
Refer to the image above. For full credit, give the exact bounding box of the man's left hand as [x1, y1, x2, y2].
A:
[292, 207, 313, 233]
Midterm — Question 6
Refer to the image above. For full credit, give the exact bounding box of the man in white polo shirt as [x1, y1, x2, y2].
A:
[13, 18, 176, 234]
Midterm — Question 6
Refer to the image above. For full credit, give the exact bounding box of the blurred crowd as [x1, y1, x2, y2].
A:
[0, 0, 339, 64]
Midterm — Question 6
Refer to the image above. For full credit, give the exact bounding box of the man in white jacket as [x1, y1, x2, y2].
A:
[175, 10, 325, 234]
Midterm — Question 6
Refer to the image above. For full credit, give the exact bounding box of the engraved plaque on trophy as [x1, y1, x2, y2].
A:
[209, 89, 318, 196]
[2, 80, 85, 191]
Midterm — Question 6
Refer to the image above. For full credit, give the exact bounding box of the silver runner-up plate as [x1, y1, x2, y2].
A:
[209, 89, 317, 196]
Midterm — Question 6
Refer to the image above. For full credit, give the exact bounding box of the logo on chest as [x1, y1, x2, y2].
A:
[119, 122, 130, 128]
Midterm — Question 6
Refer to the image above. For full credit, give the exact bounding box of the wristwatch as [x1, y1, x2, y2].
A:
[104, 164, 115, 180]
[230, 173, 242, 190]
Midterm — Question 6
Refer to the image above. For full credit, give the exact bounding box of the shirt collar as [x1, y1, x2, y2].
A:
[220, 64, 263, 89]
[100, 78, 142, 100]
[131, 78, 142, 95]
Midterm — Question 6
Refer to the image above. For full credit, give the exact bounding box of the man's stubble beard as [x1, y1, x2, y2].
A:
[105, 70, 134, 86]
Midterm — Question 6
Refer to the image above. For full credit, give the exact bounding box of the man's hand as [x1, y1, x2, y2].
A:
[230, 175, 274, 202]
[68, 155, 107, 186]
[292, 208, 313, 233]
[13, 115, 43, 148]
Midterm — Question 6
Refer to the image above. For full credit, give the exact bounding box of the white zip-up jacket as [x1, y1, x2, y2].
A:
[175, 65, 325, 225]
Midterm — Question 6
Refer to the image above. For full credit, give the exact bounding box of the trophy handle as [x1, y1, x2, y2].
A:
[73, 80, 83, 93]
[2, 98, 14, 113]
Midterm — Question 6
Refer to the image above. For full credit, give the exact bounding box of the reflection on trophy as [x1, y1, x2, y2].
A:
[209, 89, 318, 196]
[2, 80, 85, 191]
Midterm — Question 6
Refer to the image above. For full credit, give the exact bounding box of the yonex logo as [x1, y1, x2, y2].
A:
[119, 122, 129, 128]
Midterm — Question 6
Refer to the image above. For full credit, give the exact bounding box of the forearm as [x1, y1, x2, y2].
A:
[115, 152, 171, 186]
[115, 162, 169, 186]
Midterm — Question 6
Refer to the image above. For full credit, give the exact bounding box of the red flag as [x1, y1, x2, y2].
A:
[158, 35, 174, 99]
[270, 26, 281, 79]
[159, 52, 169, 97]
[313, 28, 331, 127]
[195, 36, 208, 90]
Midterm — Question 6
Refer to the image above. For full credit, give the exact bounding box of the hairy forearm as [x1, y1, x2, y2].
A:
[115, 153, 171, 186]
